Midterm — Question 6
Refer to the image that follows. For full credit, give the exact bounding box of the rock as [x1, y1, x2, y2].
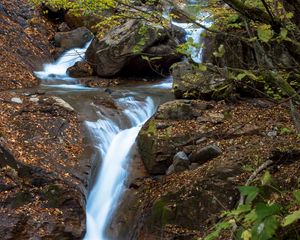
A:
[0, 92, 88, 239]
[86, 19, 184, 77]
[172, 61, 228, 100]
[137, 100, 205, 175]
[67, 61, 94, 78]
[29, 97, 39, 103]
[119, 163, 241, 239]
[166, 151, 190, 175]
[189, 145, 222, 164]
[11, 97, 23, 104]
[58, 22, 70, 32]
[196, 137, 207, 145]
[156, 100, 195, 120]
[189, 163, 200, 170]
[198, 112, 225, 124]
[51, 96, 74, 111]
[138, 118, 185, 175]
[64, 9, 105, 32]
[54, 27, 93, 51]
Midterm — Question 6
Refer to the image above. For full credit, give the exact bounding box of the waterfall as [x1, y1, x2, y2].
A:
[84, 97, 156, 240]
[34, 40, 92, 83]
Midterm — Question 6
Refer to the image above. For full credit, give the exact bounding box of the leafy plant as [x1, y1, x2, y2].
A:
[204, 171, 300, 240]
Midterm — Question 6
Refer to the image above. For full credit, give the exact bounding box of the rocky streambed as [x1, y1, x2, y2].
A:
[1, 0, 300, 240]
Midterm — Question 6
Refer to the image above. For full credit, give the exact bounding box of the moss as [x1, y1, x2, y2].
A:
[151, 197, 174, 226]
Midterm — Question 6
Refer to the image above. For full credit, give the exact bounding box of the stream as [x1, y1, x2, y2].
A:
[32, 6, 205, 239]
[34, 43, 173, 239]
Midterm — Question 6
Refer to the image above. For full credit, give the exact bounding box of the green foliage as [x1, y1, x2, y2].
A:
[204, 171, 300, 240]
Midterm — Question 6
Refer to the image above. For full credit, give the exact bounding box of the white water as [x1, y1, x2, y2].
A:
[85, 97, 155, 240]
[34, 40, 92, 83]
[33, 8, 207, 236]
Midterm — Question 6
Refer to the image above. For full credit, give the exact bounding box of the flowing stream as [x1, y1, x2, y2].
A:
[34, 42, 173, 239]
[33, 4, 206, 238]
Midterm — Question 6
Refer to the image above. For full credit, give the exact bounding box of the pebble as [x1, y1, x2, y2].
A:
[11, 97, 23, 104]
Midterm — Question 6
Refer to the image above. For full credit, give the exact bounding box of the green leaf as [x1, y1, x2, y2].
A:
[282, 210, 300, 227]
[257, 24, 273, 43]
[293, 190, 300, 204]
[245, 209, 258, 223]
[204, 221, 231, 240]
[252, 215, 279, 240]
[228, 204, 252, 216]
[213, 44, 225, 58]
[241, 229, 252, 240]
[280, 28, 288, 39]
[261, 171, 272, 186]
[239, 186, 259, 204]
[149, 56, 162, 61]
[237, 73, 247, 81]
[255, 203, 281, 221]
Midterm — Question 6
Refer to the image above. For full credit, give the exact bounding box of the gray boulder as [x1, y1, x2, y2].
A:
[166, 151, 190, 175]
[189, 145, 222, 164]
[86, 19, 184, 77]
[54, 27, 93, 50]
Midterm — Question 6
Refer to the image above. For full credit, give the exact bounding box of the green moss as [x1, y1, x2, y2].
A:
[151, 197, 174, 226]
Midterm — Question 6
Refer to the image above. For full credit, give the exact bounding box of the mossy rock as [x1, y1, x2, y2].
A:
[9, 191, 33, 209]
[41, 184, 66, 208]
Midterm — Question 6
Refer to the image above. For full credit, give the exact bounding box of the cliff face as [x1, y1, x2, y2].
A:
[0, 0, 54, 91]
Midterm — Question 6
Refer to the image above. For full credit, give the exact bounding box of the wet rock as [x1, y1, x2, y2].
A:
[54, 27, 93, 51]
[67, 61, 94, 78]
[86, 19, 184, 77]
[166, 151, 190, 175]
[189, 145, 222, 164]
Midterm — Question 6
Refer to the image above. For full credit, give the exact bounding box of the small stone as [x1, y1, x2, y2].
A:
[29, 97, 39, 103]
[196, 137, 207, 145]
[189, 145, 222, 164]
[11, 97, 23, 104]
[166, 151, 190, 175]
[51, 96, 74, 111]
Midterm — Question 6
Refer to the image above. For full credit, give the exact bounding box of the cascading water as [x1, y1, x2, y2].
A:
[33, 2, 206, 237]
[85, 97, 155, 240]
[34, 40, 92, 83]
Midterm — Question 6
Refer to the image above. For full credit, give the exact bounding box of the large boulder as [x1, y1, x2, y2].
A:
[189, 145, 222, 164]
[172, 61, 228, 100]
[137, 100, 205, 175]
[67, 61, 94, 78]
[86, 19, 185, 77]
[54, 27, 93, 51]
